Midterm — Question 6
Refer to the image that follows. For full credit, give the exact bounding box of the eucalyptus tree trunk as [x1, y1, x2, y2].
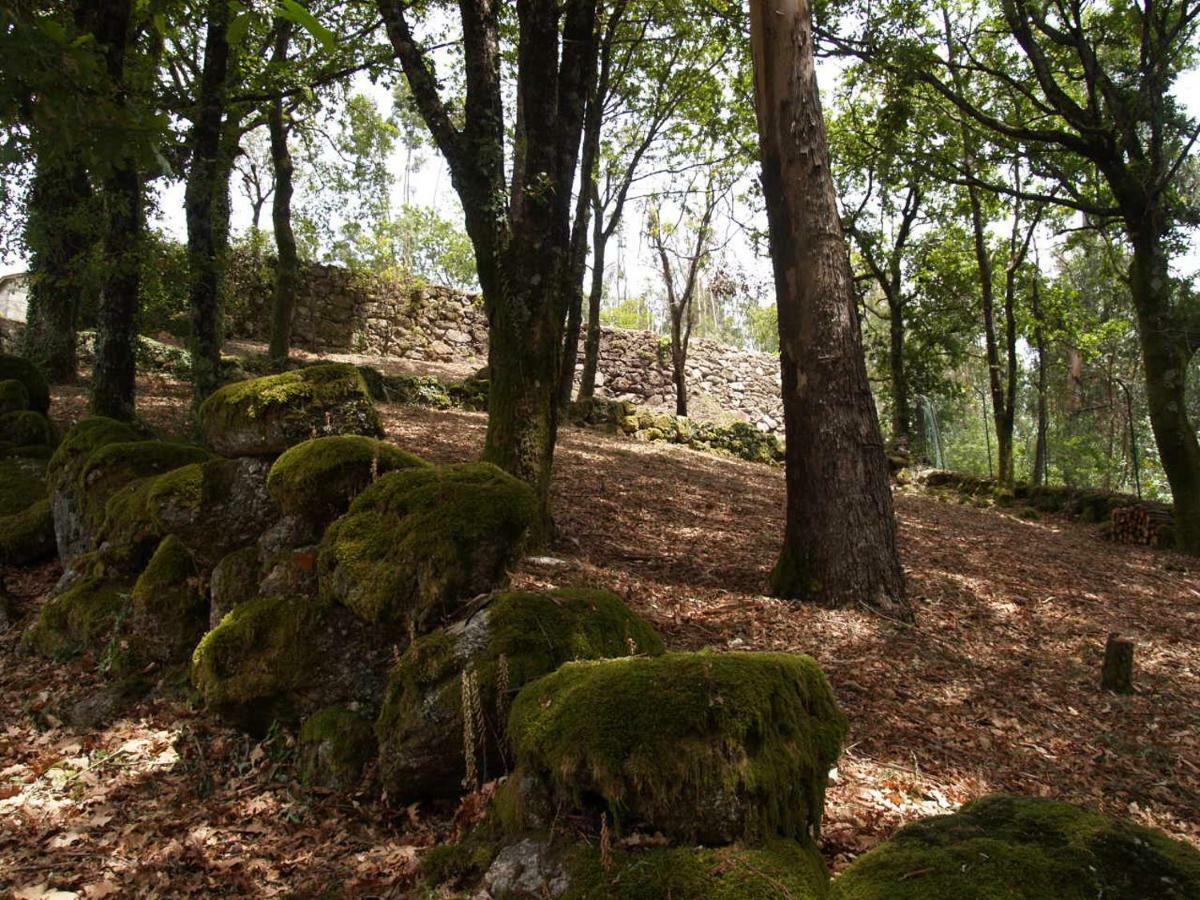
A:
[89, 0, 140, 421]
[185, 0, 233, 404]
[267, 20, 298, 368]
[750, 0, 908, 618]
[23, 157, 92, 382]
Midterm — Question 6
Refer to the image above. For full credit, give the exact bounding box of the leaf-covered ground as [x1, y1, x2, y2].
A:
[2, 375, 1197, 897]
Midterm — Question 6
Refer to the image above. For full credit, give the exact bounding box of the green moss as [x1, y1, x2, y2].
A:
[0, 355, 50, 413]
[0, 379, 30, 414]
[0, 498, 56, 565]
[191, 594, 329, 730]
[298, 706, 377, 789]
[507, 651, 847, 845]
[47, 417, 145, 495]
[318, 463, 537, 631]
[562, 837, 828, 899]
[26, 559, 133, 659]
[0, 410, 57, 448]
[376, 588, 665, 800]
[0, 458, 48, 516]
[93, 475, 168, 570]
[421, 840, 497, 888]
[830, 794, 1200, 900]
[199, 363, 383, 456]
[130, 535, 207, 664]
[267, 435, 428, 524]
[211, 545, 262, 622]
[382, 373, 454, 408]
[1018, 507, 1041, 521]
[78, 440, 211, 529]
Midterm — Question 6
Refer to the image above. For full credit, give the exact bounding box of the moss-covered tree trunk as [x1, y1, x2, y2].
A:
[750, 0, 909, 618]
[89, 0, 140, 421]
[267, 20, 298, 369]
[22, 156, 92, 383]
[185, 0, 233, 405]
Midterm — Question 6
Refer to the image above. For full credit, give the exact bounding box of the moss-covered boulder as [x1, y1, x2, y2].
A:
[148, 456, 280, 567]
[0, 498, 56, 565]
[46, 418, 155, 562]
[298, 706, 377, 790]
[377, 588, 664, 801]
[25, 556, 134, 660]
[319, 463, 536, 634]
[129, 536, 207, 665]
[507, 651, 847, 845]
[0, 410, 57, 448]
[91, 475, 168, 571]
[209, 545, 261, 630]
[267, 435, 427, 530]
[0, 458, 55, 565]
[0, 355, 50, 414]
[77, 440, 212, 533]
[831, 794, 1200, 899]
[199, 363, 383, 457]
[192, 594, 392, 733]
[0, 379, 31, 414]
[469, 837, 829, 899]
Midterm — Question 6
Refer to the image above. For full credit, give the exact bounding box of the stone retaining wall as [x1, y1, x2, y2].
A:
[229, 260, 784, 434]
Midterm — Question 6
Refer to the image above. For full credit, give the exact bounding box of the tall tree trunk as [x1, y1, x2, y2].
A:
[22, 156, 92, 382]
[89, 0, 140, 421]
[670, 317, 688, 417]
[577, 189, 606, 401]
[887, 291, 910, 445]
[750, 0, 908, 617]
[1031, 273, 1049, 485]
[1128, 228, 1200, 553]
[185, 0, 233, 404]
[267, 21, 297, 368]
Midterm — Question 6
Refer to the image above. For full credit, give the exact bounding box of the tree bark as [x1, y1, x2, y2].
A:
[1031, 271, 1049, 485]
[1101, 633, 1134, 694]
[1128, 227, 1200, 553]
[22, 156, 92, 383]
[268, 20, 298, 368]
[89, 0, 140, 421]
[577, 187, 606, 401]
[185, 0, 233, 405]
[750, 0, 908, 618]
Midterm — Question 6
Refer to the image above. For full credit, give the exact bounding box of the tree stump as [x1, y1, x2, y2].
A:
[1101, 633, 1134, 694]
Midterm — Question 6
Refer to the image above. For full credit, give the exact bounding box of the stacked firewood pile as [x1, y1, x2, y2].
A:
[1108, 502, 1175, 548]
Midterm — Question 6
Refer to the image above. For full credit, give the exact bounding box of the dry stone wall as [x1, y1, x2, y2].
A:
[230, 261, 784, 434]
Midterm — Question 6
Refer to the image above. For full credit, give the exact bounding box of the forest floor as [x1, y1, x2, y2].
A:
[2, 372, 1198, 898]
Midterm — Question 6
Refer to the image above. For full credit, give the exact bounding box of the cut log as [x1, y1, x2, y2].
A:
[1100, 633, 1134, 694]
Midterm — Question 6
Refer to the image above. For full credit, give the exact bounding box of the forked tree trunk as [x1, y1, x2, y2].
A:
[89, 0, 140, 421]
[750, 0, 908, 618]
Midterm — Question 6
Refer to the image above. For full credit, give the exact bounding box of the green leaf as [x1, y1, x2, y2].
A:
[227, 11, 250, 48]
[276, 0, 335, 51]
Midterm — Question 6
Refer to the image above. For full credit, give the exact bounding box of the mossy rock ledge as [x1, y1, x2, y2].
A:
[318, 462, 537, 635]
[376, 588, 664, 802]
[462, 836, 829, 900]
[148, 456, 281, 567]
[78, 440, 213, 533]
[191, 594, 393, 734]
[0, 410, 57, 448]
[0, 458, 55, 565]
[128, 535, 207, 665]
[830, 794, 1200, 900]
[266, 434, 428, 531]
[505, 651, 847, 846]
[47, 417, 147, 562]
[25, 555, 134, 660]
[199, 363, 383, 458]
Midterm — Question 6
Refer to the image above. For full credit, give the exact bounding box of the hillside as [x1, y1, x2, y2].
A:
[1, 371, 1197, 897]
